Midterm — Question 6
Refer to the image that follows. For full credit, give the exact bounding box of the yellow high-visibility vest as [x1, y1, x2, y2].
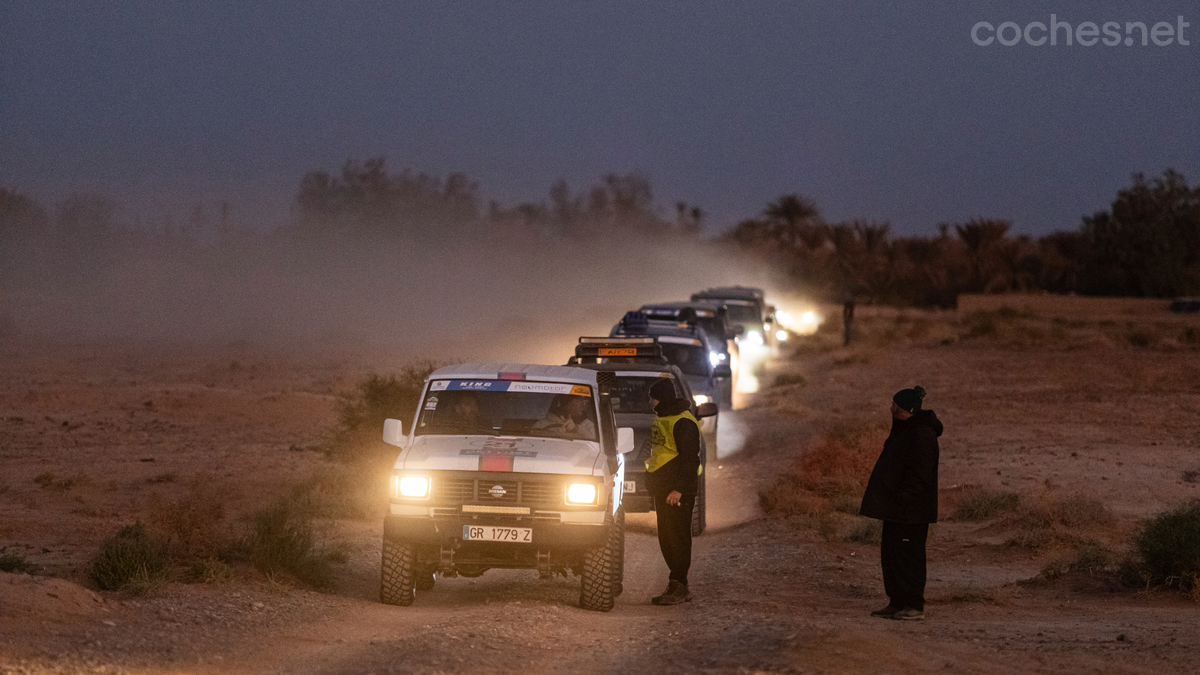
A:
[646, 410, 703, 475]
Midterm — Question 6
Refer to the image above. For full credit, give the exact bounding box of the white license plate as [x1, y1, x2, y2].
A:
[623, 481, 636, 493]
[462, 525, 532, 543]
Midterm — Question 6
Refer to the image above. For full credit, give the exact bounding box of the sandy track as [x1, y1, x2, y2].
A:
[3, 336, 1200, 674]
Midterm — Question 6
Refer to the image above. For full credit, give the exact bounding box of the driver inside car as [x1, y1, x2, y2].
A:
[448, 393, 492, 431]
[532, 394, 597, 440]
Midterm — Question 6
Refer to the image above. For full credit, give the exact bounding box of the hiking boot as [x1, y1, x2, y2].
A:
[892, 608, 925, 621]
[870, 604, 899, 618]
[651, 580, 693, 605]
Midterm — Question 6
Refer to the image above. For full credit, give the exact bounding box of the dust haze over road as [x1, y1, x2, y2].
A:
[1, 221, 779, 365]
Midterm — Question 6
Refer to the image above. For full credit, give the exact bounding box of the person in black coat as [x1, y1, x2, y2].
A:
[860, 385, 942, 621]
[645, 378, 702, 605]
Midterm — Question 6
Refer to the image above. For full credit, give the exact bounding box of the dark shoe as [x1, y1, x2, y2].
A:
[651, 580, 693, 605]
[892, 608, 925, 621]
[870, 604, 899, 618]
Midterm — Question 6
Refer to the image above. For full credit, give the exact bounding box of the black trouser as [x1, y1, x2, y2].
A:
[653, 494, 695, 586]
[881, 521, 929, 611]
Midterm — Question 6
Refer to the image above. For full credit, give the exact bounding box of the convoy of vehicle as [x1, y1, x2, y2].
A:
[568, 336, 717, 536]
[378, 286, 789, 611]
[608, 311, 732, 420]
[637, 301, 740, 408]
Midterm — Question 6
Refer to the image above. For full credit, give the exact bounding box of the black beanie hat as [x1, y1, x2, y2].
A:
[649, 378, 676, 402]
[893, 385, 926, 413]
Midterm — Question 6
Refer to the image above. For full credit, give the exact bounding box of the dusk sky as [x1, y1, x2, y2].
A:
[2, 1, 1197, 236]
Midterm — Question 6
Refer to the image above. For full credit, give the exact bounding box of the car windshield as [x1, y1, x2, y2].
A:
[415, 380, 598, 442]
[659, 343, 711, 377]
[695, 318, 729, 343]
[723, 304, 761, 324]
[608, 374, 677, 414]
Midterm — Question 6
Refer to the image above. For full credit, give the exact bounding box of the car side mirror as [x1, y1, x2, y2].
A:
[696, 402, 718, 419]
[616, 427, 635, 454]
[383, 418, 408, 448]
[713, 364, 732, 378]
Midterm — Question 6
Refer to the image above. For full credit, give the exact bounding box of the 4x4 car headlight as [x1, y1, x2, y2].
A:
[566, 482, 598, 505]
[693, 394, 712, 406]
[393, 475, 430, 499]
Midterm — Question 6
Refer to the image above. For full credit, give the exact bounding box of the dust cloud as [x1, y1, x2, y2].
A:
[1, 224, 782, 366]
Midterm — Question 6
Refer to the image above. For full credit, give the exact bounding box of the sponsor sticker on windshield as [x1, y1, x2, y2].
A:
[430, 380, 592, 395]
[507, 382, 575, 395]
[446, 380, 509, 391]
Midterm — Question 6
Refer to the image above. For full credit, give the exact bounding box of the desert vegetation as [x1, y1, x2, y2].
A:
[727, 170, 1200, 305]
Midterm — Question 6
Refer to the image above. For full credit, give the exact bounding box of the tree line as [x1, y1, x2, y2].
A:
[3, 161, 1196, 305]
[727, 169, 1200, 306]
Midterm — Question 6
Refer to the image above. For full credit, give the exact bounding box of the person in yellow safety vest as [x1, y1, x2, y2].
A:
[645, 378, 702, 605]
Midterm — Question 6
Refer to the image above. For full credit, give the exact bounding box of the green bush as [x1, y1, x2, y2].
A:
[89, 522, 168, 592]
[326, 361, 443, 462]
[1126, 501, 1200, 595]
[953, 488, 1021, 521]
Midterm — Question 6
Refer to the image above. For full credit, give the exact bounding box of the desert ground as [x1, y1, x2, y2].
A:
[2, 305, 1199, 674]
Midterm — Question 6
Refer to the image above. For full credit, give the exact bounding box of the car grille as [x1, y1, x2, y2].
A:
[434, 477, 565, 507]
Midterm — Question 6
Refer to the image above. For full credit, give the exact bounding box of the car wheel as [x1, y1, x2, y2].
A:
[579, 510, 616, 611]
[380, 539, 417, 606]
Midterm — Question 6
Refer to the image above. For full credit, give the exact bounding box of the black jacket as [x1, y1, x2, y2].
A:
[644, 398, 702, 497]
[860, 409, 942, 524]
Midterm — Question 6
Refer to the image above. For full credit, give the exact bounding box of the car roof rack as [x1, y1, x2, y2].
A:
[571, 336, 668, 364]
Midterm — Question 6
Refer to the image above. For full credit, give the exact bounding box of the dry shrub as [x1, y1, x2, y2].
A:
[242, 489, 347, 589]
[326, 361, 444, 463]
[1041, 543, 1119, 580]
[146, 476, 231, 561]
[758, 425, 881, 518]
[1005, 493, 1114, 549]
[289, 462, 384, 520]
[186, 557, 233, 584]
[1126, 330, 1154, 347]
[845, 518, 882, 544]
[0, 552, 34, 574]
[953, 488, 1021, 521]
[34, 472, 85, 491]
[964, 311, 999, 338]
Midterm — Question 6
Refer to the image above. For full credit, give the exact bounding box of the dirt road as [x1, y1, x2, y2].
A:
[3, 329, 1200, 674]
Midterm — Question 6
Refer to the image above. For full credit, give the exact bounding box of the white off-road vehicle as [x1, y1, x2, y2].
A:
[379, 363, 631, 611]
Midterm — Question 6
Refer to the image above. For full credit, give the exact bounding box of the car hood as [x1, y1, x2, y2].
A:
[398, 434, 604, 475]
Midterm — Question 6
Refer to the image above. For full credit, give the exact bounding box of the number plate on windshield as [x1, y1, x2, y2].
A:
[462, 525, 533, 543]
